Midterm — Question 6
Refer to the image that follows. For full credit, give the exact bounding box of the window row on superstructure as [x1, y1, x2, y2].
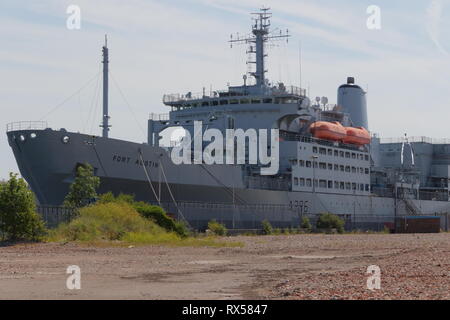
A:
[312, 146, 369, 161]
[293, 178, 370, 192]
[290, 159, 370, 175]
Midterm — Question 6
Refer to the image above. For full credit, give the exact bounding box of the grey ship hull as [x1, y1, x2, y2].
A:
[7, 129, 450, 230]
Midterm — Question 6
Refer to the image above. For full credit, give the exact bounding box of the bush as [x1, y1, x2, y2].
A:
[207, 220, 227, 236]
[300, 217, 312, 230]
[48, 202, 241, 247]
[97, 193, 189, 238]
[261, 220, 273, 235]
[98, 192, 134, 205]
[133, 202, 189, 238]
[316, 213, 345, 234]
[50, 202, 168, 242]
[0, 173, 46, 241]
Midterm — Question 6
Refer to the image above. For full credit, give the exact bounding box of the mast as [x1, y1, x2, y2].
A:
[101, 35, 110, 138]
[230, 8, 289, 90]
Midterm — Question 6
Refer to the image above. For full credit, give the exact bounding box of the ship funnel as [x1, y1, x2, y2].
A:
[337, 77, 369, 130]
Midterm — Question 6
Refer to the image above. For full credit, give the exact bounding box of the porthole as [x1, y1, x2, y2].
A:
[62, 136, 70, 144]
[19, 135, 26, 142]
[30, 133, 37, 139]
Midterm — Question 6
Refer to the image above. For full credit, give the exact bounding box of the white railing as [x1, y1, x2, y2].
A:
[149, 113, 170, 121]
[6, 121, 48, 132]
[272, 85, 306, 97]
[163, 92, 209, 104]
[380, 136, 450, 145]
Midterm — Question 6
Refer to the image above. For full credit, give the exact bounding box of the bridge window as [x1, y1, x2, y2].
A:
[263, 98, 273, 103]
[220, 100, 228, 105]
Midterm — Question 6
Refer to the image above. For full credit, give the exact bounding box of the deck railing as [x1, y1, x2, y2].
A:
[6, 121, 48, 132]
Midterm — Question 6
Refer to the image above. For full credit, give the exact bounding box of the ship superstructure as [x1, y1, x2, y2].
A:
[6, 9, 450, 230]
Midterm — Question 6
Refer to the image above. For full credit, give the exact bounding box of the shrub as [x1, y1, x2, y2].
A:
[316, 213, 345, 234]
[98, 192, 134, 205]
[133, 201, 189, 238]
[0, 173, 46, 241]
[50, 202, 168, 242]
[207, 220, 227, 236]
[48, 202, 241, 247]
[97, 193, 189, 238]
[273, 228, 282, 235]
[64, 164, 100, 209]
[300, 217, 312, 230]
[261, 220, 273, 235]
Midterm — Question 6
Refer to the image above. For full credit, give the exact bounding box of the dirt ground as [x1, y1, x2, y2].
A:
[0, 233, 448, 300]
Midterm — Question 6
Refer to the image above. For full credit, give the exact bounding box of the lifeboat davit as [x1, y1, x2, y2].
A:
[309, 121, 346, 142]
[343, 127, 371, 146]
[309, 121, 371, 146]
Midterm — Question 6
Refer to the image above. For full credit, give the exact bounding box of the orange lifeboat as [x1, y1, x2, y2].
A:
[309, 121, 346, 142]
[343, 127, 371, 146]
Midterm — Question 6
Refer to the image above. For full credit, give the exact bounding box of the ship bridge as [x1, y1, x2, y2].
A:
[163, 84, 306, 111]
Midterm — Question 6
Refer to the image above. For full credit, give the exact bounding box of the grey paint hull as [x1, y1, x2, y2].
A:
[7, 129, 450, 229]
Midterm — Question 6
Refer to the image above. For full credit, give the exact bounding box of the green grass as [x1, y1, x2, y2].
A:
[47, 202, 242, 248]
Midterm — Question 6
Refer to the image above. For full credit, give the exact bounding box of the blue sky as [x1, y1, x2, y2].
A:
[1, 0, 450, 179]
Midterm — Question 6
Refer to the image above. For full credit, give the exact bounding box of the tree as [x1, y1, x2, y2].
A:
[64, 164, 100, 209]
[0, 173, 46, 241]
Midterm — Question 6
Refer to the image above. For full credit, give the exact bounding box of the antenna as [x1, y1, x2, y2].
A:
[298, 40, 302, 89]
[100, 35, 111, 138]
[229, 8, 290, 89]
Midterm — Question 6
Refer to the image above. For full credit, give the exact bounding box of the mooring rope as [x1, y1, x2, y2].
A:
[159, 159, 191, 228]
[138, 150, 161, 206]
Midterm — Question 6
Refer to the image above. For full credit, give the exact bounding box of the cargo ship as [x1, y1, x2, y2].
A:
[6, 9, 450, 230]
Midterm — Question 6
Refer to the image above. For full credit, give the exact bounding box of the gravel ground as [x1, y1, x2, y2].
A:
[0, 233, 448, 300]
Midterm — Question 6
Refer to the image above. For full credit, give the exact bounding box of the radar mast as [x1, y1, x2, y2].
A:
[230, 8, 290, 90]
